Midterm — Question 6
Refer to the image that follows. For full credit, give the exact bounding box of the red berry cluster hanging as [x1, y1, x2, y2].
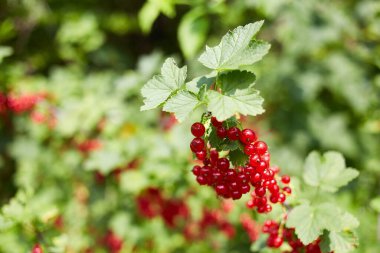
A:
[262, 220, 327, 253]
[189, 115, 292, 213]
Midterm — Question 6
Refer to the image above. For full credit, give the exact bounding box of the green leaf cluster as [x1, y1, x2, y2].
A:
[141, 21, 269, 121]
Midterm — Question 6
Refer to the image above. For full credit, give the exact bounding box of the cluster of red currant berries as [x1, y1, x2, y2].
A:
[0, 92, 45, 114]
[190, 116, 292, 213]
[262, 220, 326, 253]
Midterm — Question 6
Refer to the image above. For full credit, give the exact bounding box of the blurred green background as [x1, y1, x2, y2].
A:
[0, 0, 379, 252]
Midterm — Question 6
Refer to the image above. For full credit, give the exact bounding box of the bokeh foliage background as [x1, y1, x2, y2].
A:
[0, 0, 379, 252]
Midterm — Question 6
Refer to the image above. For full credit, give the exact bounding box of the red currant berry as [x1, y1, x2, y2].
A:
[237, 173, 248, 184]
[246, 199, 255, 209]
[211, 116, 223, 127]
[215, 184, 228, 196]
[241, 184, 250, 194]
[250, 172, 261, 184]
[229, 181, 240, 191]
[192, 165, 201, 176]
[255, 187, 266, 197]
[271, 236, 283, 248]
[257, 206, 266, 213]
[216, 127, 227, 138]
[195, 150, 206, 160]
[217, 158, 230, 170]
[32, 244, 43, 253]
[226, 170, 237, 181]
[283, 186, 292, 194]
[269, 194, 278, 203]
[210, 149, 219, 161]
[253, 141, 268, 155]
[281, 175, 290, 184]
[190, 138, 205, 153]
[227, 127, 240, 140]
[239, 129, 257, 144]
[249, 154, 261, 167]
[244, 144, 255, 155]
[268, 184, 280, 193]
[191, 122, 205, 137]
[231, 190, 242, 200]
[212, 171, 223, 182]
[244, 166, 254, 175]
[278, 193, 286, 203]
[265, 204, 272, 212]
[196, 175, 207, 185]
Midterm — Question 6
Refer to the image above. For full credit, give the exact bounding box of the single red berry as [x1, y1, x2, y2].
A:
[192, 165, 201, 176]
[215, 184, 228, 196]
[265, 204, 272, 212]
[210, 149, 219, 161]
[191, 122, 205, 137]
[239, 129, 257, 144]
[244, 144, 255, 155]
[229, 181, 240, 191]
[211, 116, 223, 128]
[237, 173, 248, 184]
[244, 166, 254, 175]
[241, 184, 250, 194]
[227, 127, 240, 140]
[217, 158, 230, 170]
[253, 141, 268, 155]
[249, 154, 261, 167]
[283, 186, 292, 194]
[270, 236, 283, 248]
[246, 199, 255, 209]
[256, 161, 268, 173]
[195, 150, 206, 160]
[226, 170, 237, 181]
[32, 244, 43, 253]
[196, 175, 207, 185]
[269, 194, 278, 203]
[250, 172, 261, 184]
[255, 187, 266, 197]
[281, 175, 291, 184]
[278, 193, 286, 203]
[190, 138, 205, 153]
[268, 184, 280, 193]
[257, 205, 266, 213]
[216, 127, 227, 138]
[212, 171, 223, 182]
[231, 190, 242, 200]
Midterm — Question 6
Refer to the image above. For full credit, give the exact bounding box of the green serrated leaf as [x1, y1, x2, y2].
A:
[198, 21, 270, 71]
[286, 203, 343, 245]
[206, 88, 264, 121]
[217, 70, 256, 93]
[341, 212, 360, 230]
[208, 126, 223, 150]
[141, 58, 187, 111]
[186, 73, 216, 94]
[303, 151, 359, 192]
[163, 90, 199, 122]
[329, 231, 359, 253]
[178, 8, 209, 58]
[228, 148, 248, 166]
